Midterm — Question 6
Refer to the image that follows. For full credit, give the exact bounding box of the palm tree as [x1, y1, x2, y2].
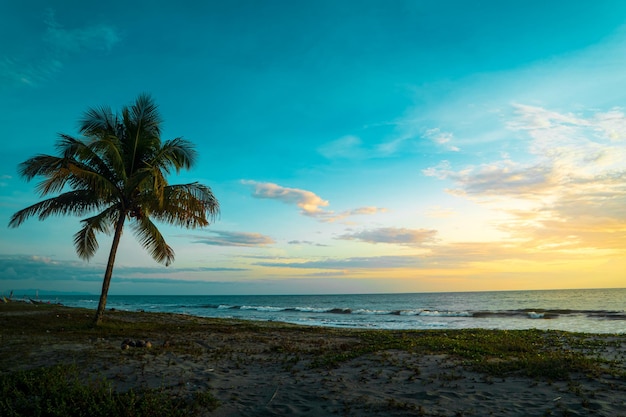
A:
[9, 94, 220, 325]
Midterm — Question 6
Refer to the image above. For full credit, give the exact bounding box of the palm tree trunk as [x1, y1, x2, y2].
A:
[94, 215, 126, 325]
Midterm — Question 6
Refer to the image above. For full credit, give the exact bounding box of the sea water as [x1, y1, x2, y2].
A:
[45, 288, 625, 333]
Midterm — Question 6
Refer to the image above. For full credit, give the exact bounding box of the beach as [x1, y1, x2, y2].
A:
[1, 302, 625, 416]
[46, 289, 626, 334]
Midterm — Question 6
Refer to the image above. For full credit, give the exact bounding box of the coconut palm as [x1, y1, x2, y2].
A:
[9, 94, 219, 324]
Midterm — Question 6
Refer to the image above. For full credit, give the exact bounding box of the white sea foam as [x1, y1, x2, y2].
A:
[294, 307, 328, 313]
[418, 310, 472, 317]
[242, 305, 284, 312]
[399, 309, 423, 316]
[47, 288, 626, 333]
[353, 308, 389, 315]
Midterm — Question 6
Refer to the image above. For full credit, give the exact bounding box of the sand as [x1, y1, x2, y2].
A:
[1, 303, 625, 416]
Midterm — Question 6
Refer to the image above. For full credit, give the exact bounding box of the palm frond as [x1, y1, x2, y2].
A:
[150, 182, 220, 228]
[130, 216, 175, 266]
[87, 137, 126, 183]
[8, 190, 105, 228]
[56, 134, 126, 198]
[122, 94, 162, 177]
[19, 136, 121, 199]
[35, 166, 73, 196]
[12, 94, 220, 280]
[73, 207, 118, 260]
[61, 134, 119, 176]
[153, 137, 197, 174]
[78, 104, 128, 184]
[18, 155, 66, 182]
[79, 105, 116, 137]
[67, 163, 120, 200]
[130, 93, 162, 137]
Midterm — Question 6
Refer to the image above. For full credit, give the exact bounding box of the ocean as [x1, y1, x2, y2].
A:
[44, 288, 625, 334]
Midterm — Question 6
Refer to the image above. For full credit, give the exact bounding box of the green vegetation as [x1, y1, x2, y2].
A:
[312, 328, 624, 380]
[8, 94, 220, 324]
[0, 365, 218, 417]
[1, 302, 624, 416]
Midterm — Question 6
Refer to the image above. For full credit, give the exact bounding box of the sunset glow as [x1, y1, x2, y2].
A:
[1, 1, 625, 295]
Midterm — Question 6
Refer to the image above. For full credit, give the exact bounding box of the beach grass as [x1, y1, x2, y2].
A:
[0, 364, 218, 417]
[1, 301, 624, 416]
[309, 328, 622, 380]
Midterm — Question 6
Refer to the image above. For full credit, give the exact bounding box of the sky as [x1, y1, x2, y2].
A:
[1, 0, 625, 296]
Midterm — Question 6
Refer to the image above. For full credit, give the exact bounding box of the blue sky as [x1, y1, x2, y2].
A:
[1, 0, 626, 295]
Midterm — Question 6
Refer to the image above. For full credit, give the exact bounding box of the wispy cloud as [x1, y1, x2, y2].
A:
[0, 174, 11, 187]
[0, 255, 102, 282]
[43, 9, 119, 53]
[318, 135, 364, 159]
[319, 115, 460, 160]
[338, 227, 438, 246]
[422, 128, 460, 152]
[326, 206, 389, 223]
[343, 207, 387, 216]
[191, 230, 275, 247]
[256, 255, 425, 270]
[1, 9, 120, 87]
[424, 158, 553, 196]
[242, 180, 386, 222]
[0, 255, 247, 287]
[255, 236, 616, 272]
[424, 206, 456, 219]
[423, 103, 626, 252]
[288, 240, 329, 247]
[505, 103, 590, 131]
[116, 265, 248, 273]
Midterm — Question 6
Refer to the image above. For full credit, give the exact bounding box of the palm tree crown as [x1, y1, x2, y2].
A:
[9, 94, 219, 324]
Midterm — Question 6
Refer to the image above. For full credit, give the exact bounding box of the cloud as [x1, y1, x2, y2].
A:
[593, 109, 626, 142]
[116, 265, 248, 273]
[319, 112, 461, 161]
[242, 180, 386, 222]
[322, 206, 388, 223]
[424, 159, 553, 196]
[423, 103, 626, 252]
[0, 255, 102, 282]
[0, 254, 247, 288]
[343, 207, 388, 216]
[424, 206, 456, 219]
[0, 57, 62, 87]
[100, 276, 240, 286]
[338, 227, 438, 246]
[422, 128, 460, 152]
[191, 230, 275, 247]
[242, 180, 329, 216]
[506, 103, 590, 131]
[375, 114, 465, 156]
[257, 255, 425, 270]
[1, 9, 120, 87]
[43, 9, 120, 53]
[319, 125, 418, 159]
[318, 135, 364, 159]
[255, 235, 620, 273]
[424, 104, 626, 197]
[288, 240, 329, 247]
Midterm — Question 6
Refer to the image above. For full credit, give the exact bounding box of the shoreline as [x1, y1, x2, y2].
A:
[2, 302, 625, 416]
[11, 291, 626, 334]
